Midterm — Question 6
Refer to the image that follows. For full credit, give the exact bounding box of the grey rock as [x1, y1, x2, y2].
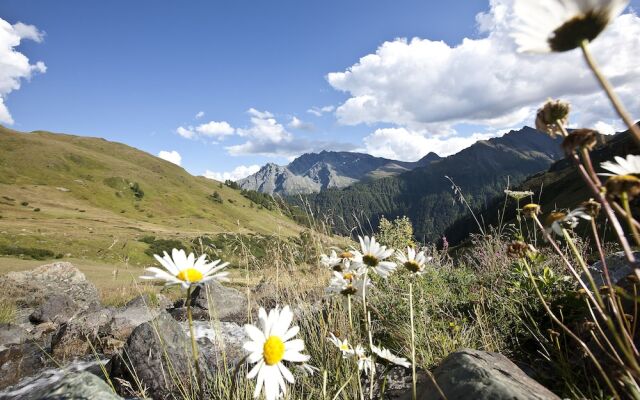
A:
[50, 309, 114, 359]
[108, 311, 210, 400]
[38, 372, 120, 400]
[29, 294, 78, 325]
[584, 251, 640, 287]
[183, 320, 247, 367]
[0, 343, 49, 390]
[123, 293, 171, 310]
[0, 263, 99, 311]
[0, 324, 28, 350]
[1, 370, 121, 400]
[187, 280, 247, 322]
[410, 349, 560, 400]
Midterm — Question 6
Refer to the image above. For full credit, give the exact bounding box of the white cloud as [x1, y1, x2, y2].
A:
[307, 105, 335, 117]
[593, 120, 621, 136]
[288, 116, 315, 131]
[204, 164, 261, 182]
[176, 120, 235, 140]
[158, 150, 182, 166]
[195, 111, 205, 119]
[364, 128, 500, 161]
[328, 1, 640, 133]
[0, 19, 46, 124]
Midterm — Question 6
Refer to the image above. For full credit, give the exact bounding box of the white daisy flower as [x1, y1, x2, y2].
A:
[354, 345, 375, 376]
[140, 248, 229, 289]
[547, 208, 592, 236]
[244, 306, 310, 400]
[356, 236, 397, 278]
[371, 344, 411, 369]
[320, 250, 342, 270]
[326, 270, 369, 299]
[599, 154, 640, 176]
[328, 333, 354, 357]
[396, 247, 432, 275]
[513, 0, 629, 53]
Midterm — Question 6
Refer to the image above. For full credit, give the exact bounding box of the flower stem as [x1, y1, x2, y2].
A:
[185, 286, 202, 389]
[580, 40, 640, 146]
[409, 281, 417, 400]
[348, 294, 353, 330]
[622, 192, 640, 247]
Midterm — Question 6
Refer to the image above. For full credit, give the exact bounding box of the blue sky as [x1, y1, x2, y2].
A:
[2, 0, 640, 180]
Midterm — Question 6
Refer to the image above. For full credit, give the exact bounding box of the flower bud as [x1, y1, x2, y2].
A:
[535, 99, 570, 137]
[561, 129, 598, 155]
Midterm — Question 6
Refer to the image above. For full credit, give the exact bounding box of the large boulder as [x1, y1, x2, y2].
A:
[29, 294, 78, 325]
[108, 311, 210, 400]
[0, 343, 49, 390]
[412, 349, 560, 400]
[0, 263, 99, 311]
[183, 320, 247, 368]
[186, 280, 247, 322]
[0, 324, 28, 350]
[584, 251, 640, 288]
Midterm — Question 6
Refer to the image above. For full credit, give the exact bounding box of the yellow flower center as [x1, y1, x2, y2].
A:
[263, 336, 286, 366]
[340, 343, 349, 351]
[340, 251, 354, 259]
[404, 261, 421, 273]
[343, 272, 354, 281]
[362, 254, 379, 267]
[176, 268, 203, 282]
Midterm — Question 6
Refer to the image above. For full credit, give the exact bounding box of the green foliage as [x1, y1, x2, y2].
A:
[0, 299, 16, 324]
[129, 182, 144, 199]
[209, 191, 223, 204]
[142, 237, 186, 257]
[0, 244, 55, 260]
[224, 179, 239, 189]
[377, 215, 415, 249]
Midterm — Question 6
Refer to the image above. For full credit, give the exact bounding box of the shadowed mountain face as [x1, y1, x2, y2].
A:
[237, 151, 441, 195]
[444, 126, 640, 246]
[298, 126, 564, 242]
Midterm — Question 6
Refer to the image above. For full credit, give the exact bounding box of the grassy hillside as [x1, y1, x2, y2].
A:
[0, 126, 305, 268]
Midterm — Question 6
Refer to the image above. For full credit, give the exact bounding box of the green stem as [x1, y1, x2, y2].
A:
[186, 286, 202, 389]
[580, 40, 640, 147]
[409, 281, 417, 400]
[348, 294, 353, 330]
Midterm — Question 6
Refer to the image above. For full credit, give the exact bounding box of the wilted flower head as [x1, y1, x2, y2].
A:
[562, 129, 598, 155]
[354, 345, 375, 376]
[600, 154, 640, 177]
[326, 269, 369, 299]
[507, 241, 538, 259]
[605, 174, 640, 199]
[535, 99, 571, 137]
[504, 189, 534, 201]
[513, 0, 629, 53]
[546, 208, 592, 236]
[522, 203, 542, 218]
[371, 344, 411, 369]
[581, 199, 601, 217]
[328, 333, 353, 358]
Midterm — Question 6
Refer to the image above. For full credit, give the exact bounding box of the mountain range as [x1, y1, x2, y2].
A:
[294, 126, 564, 242]
[238, 151, 441, 195]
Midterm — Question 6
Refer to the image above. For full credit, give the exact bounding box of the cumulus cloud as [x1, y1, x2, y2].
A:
[195, 111, 205, 119]
[176, 120, 235, 140]
[158, 150, 182, 166]
[0, 19, 47, 124]
[364, 128, 500, 161]
[227, 108, 355, 157]
[328, 0, 640, 133]
[288, 116, 315, 131]
[204, 164, 261, 182]
[307, 105, 335, 117]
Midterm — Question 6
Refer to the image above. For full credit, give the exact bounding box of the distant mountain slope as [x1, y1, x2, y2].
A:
[238, 150, 441, 195]
[299, 127, 564, 242]
[444, 126, 639, 245]
[0, 126, 304, 264]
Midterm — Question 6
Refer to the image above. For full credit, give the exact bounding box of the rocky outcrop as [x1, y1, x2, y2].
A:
[108, 311, 208, 399]
[410, 349, 560, 400]
[584, 251, 640, 287]
[189, 280, 247, 322]
[29, 294, 78, 325]
[0, 343, 49, 390]
[0, 263, 99, 311]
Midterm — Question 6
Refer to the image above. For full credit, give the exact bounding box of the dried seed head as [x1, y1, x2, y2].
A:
[583, 321, 597, 331]
[576, 288, 588, 299]
[522, 203, 541, 218]
[580, 199, 601, 218]
[507, 241, 536, 259]
[562, 129, 598, 155]
[624, 314, 634, 323]
[547, 329, 561, 338]
[626, 274, 640, 284]
[605, 174, 640, 199]
[535, 99, 570, 137]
